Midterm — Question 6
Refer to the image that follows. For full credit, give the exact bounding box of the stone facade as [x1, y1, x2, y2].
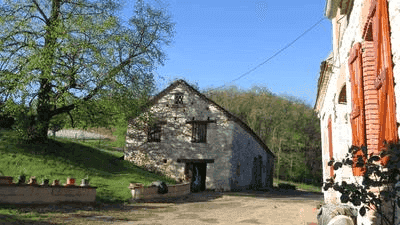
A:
[125, 80, 275, 192]
[315, 0, 400, 224]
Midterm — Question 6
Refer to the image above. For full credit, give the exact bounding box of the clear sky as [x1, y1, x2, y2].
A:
[121, 0, 333, 107]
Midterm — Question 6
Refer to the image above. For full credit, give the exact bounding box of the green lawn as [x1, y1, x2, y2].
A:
[0, 129, 176, 204]
[273, 178, 322, 193]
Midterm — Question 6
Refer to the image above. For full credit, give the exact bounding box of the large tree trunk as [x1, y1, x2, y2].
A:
[30, 0, 61, 143]
[33, 78, 53, 143]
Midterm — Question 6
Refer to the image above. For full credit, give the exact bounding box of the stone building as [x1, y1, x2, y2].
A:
[315, 0, 400, 224]
[125, 79, 275, 192]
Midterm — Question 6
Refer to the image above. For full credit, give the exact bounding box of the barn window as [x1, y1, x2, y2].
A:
[191, 122, 207, 143]
[338, 85, 347, 104]
[148, 123, 162, 142]
[174, 93, 184, 105]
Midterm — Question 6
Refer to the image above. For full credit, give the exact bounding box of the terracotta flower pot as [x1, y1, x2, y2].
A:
[52, 179, 60, 186]
[65, 177, 75, 186]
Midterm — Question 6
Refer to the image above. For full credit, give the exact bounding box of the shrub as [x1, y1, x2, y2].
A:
[278, 183, 296, 190]
[323, 143, 400, 225]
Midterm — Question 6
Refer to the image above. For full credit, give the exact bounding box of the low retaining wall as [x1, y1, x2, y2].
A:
[129, 182, 190, 201]
[0, 176, 96, 204]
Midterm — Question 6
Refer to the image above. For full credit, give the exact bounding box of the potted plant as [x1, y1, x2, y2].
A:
[28, 176, 37, 185]
[65, 177, 75, 186]
[42, 177, 50, 186]
[80, 175, 90, 187]
[52, 179, 60, 186]
[17, 174, 26, 185]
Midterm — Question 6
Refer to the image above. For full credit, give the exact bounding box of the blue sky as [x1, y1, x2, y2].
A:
[121, 0, 333, 107]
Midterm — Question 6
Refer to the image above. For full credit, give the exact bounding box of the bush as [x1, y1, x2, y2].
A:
[0, 116, 14, 129]
[278, 183, 296, 190]
[323, 143, 400, 225]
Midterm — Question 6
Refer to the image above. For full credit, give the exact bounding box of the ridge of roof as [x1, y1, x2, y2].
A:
[148, 79, 275, 158]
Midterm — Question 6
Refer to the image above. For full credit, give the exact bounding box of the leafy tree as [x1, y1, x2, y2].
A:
[323, 143, 400, 225]
[0, 0, 174, 142]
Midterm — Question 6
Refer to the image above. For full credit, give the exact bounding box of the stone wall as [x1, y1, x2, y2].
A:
[128, 182, 190, 201]
[0, 184, 96, 204]
[229, 122, 274, 191]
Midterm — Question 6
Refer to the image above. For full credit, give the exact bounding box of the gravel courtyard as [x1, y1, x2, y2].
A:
[114, 189, 323, 225]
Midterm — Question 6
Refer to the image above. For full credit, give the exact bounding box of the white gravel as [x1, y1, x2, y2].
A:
[47, 129, 106, 140]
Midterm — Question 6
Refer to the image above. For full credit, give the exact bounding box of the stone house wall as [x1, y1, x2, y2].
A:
[125, 80, 274, 192]
[229, 122, 274, 191]
[316, 0, 400, 224]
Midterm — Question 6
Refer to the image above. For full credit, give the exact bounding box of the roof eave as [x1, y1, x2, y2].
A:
[325, 0, 338, 19]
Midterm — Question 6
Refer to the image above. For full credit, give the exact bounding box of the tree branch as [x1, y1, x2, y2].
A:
[50, 103, 75, 117]
[31, 0, 49, 24]
[67, 110, 74, 128]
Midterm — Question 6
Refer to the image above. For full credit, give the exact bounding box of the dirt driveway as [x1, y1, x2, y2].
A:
[2, 189, 323, 225]
[113, 189, 323, 225]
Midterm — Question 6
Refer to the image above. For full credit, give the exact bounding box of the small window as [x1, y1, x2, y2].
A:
[338, 85, 347, 104]
[191, 122, 207, 143]
[174, 93, 184, 105]
[148, 123, 162, 142]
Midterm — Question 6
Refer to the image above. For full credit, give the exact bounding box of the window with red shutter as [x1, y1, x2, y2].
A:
[349, 42, 367, 176]
[328, 117, 334, 178]
[362, 0, 398, 165]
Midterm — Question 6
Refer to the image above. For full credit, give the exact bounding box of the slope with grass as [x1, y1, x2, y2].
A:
[0, 129, 176, 204]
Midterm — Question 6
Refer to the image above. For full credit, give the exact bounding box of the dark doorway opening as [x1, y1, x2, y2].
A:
[251, 155, 263, 190]
[178, 158, 214, 193]
[189, 163, 206, 192]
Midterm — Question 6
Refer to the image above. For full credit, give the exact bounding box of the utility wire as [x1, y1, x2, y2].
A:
[211, 17, 327, 91]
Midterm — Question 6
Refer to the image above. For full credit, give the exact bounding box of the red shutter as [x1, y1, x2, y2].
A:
[366, 0, 398, 165]
[328, 117, 334, 178]
[349, 43, 367, 176]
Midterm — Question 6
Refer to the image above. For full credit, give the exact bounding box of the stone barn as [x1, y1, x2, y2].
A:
[315, 0, 400, 224]
[125, 79, 275, 192]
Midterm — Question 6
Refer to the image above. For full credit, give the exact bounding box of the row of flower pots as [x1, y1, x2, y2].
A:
[0, 176, 90, 187]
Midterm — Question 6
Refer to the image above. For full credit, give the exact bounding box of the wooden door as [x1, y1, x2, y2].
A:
[251, 156, 262, 190]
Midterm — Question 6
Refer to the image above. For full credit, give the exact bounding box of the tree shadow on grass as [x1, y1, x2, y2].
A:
[0, 130, 173, 182]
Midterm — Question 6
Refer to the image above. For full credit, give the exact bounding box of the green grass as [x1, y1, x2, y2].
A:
[273, 178, 322, 193]
[0, 129, 176, 204]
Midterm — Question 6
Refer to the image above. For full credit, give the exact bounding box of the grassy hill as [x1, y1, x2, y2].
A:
[0, 129, 176, 204]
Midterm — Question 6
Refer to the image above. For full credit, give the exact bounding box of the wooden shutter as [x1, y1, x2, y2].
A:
[364, 0, 398, 165]
[328, 117, 334, 178]
[349, 43, 367, 176]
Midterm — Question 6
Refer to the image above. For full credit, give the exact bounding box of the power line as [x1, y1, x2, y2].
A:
[211, 17, 327, 91]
